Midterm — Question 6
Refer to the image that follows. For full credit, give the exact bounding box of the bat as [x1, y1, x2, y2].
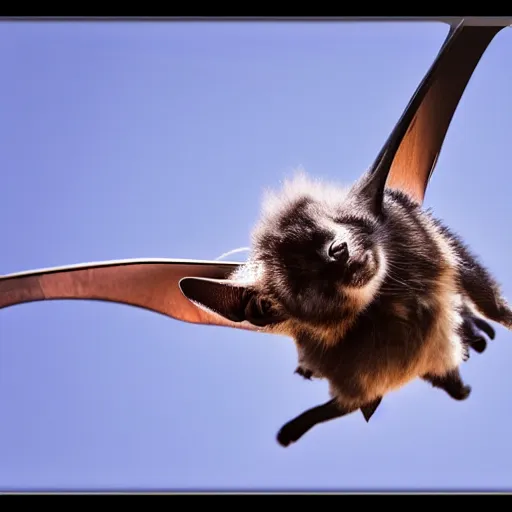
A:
[178, 22, 512, 446]
[0, 20, 506, 445]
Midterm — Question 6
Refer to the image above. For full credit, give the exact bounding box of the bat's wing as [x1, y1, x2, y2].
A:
[0, 20, 504, 328]
[0, 259, 255, 331]
[384, 22, 505, 203]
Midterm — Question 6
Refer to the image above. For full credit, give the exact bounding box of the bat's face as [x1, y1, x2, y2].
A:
[248, 175, 388, 326]
[254, 197, 382, 323]
[180, 172, 390, 330]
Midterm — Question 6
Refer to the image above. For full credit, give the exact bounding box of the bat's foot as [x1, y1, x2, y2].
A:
[456, 385, 472, 400]
[276, 398, 353, 448]
[462, 314, 495, 356]
[423, 369, 471, 401]
[276, 422, 300, 447]
[294, 366, 313, 380]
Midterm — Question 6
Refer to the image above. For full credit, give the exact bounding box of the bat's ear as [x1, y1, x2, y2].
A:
[179, 277, 287, 327]
[350, 167, 389, 218]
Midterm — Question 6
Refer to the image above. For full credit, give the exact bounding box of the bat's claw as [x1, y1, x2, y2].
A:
[276, 423, 297, 447]
[294, 366, 313, 380]
[462, 314, 495, 356]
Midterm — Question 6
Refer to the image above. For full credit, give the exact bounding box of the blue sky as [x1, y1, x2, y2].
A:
[1, 21, 512, 492]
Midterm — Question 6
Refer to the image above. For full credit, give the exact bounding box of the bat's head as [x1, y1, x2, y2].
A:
[180, 170, 389, 332]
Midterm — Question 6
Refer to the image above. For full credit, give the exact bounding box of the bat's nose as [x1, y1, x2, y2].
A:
[327, 240, 349, 264]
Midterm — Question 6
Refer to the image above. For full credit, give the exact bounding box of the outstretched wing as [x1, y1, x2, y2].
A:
[0, 259, 250, 329]
[385, 23, 504, 202]
[0, 21, 504, 326]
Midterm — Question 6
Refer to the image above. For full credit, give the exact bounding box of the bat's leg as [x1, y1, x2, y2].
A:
[276, 398, 356, 447]
[294, 348, 319, 380]
[360, 397, 382, 422]
[462, 313, 495, 355]
[460, 268, 512, 329]
[422, 368, 471, 401]
[294, 366, 314, 380]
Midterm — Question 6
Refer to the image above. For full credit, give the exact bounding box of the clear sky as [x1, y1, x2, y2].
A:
[1, 20, 512, 492]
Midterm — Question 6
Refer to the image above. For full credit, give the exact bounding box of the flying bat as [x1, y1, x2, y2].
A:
[0, 19, 508, 445]
[177, 21, 512, 446]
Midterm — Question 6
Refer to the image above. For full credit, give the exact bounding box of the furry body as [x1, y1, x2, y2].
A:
[227, 173, 512, 442]
[180, 171, 511, 446]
